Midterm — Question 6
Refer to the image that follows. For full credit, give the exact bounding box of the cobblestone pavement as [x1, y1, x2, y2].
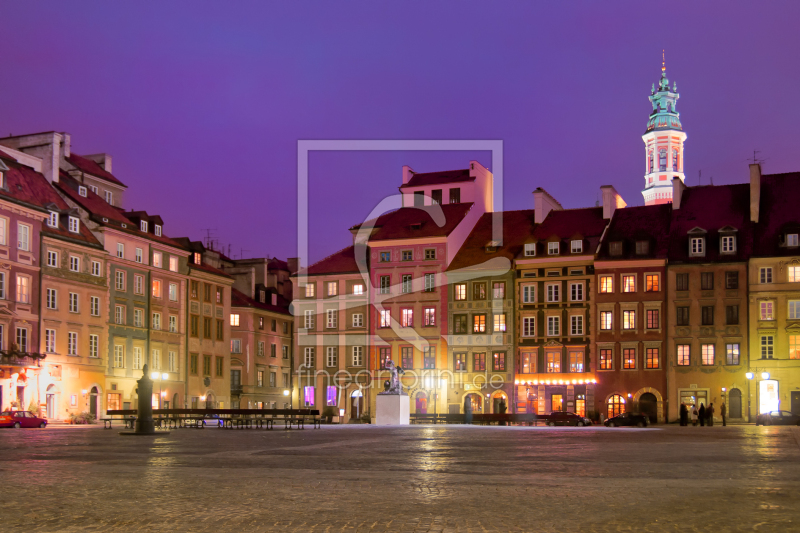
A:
[1, 424, 799, 532]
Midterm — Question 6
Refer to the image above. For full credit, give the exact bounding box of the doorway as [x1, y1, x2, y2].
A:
[415, 391, 428, 414]
[551, 394, 563, 412]
[729, 388, 743, 418]
[791, 391, 800, 416]
[350, 390, 363, 419]
[492, 393, 508, 414]
[639, 392, 658, 423]
[46, 385, 57, 419]
[172, 393, 180, 410]
[465, 393, 483, 413]
[89, 387, 99, 419]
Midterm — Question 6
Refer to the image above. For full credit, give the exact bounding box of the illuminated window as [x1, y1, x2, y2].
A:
[599, 276, 613, 293]
[600, 311, 612, 330]
[569, 351, 583, 373]
[622, 310, 635, 330]
[401, 308, 413, 328]
[152, 279, 162, 298]
[608, 395, 625, 419]
[169, 257, 178, 272]
[701, 344, 715, 365]
[304, 284, 315, 298]
[622, 275, 635, 293]
[352, 283, 364, 295]
[677, 344, 690, 366]
[401, 347, 413, 369]
[623, 348, 636, 369]
[454, 283, 466, 300]
[521, 352, 534, 373]
[493, 313, 506, 332]
[726, 344, 740, 365]
[424, 307, 436, 327]
[645, 274, 659, 292]
[153, 252, 162, 268]
[230, 313, 240, 326]
[327, 281, 338, 296]
[546, 351, 560, 373]
[423, 346, 436, 369]
[760, 301, 774, 320]
[599, 349, 612, 370]
[380, 309, 391, 328]
[473, 352, 485, 372]
[646, 348, 659, 369]
[473, 314, 486, 333]
[789, 336, 800, 360]
[492, 352, 506, 371]
[454, 353, 466, 372]
[789, 266, 800, 283]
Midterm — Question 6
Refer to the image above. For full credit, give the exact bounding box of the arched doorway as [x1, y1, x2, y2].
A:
[415, 391, 428, 414]
[607, 394, 625, 420]
[46, 385, 57, 419]
[350, 390, 363, 419]
[465, 393, 483, 414]
[172, 393, 179, 410]
[89, 387, 99, 419]
[639, 392, 658, 424]
[205, 393, 215, 409]
[491, 392, 508, 414]
[728, 388, 742, 419]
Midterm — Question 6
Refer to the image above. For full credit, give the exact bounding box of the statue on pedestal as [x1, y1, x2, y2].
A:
[378, 359, 406, 395]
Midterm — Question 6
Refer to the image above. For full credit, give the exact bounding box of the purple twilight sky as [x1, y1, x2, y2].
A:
[2, 1, 799, 265]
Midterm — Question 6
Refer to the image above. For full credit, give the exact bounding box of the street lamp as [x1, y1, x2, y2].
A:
[151, 372, 169, 409]
[747, 371, 772, 420]
[283, 389, 291, 409]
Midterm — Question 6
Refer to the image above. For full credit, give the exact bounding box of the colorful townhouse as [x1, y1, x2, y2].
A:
[666, 179, 750, 423]
[293, 245, 370, 421]
[747, 165, 800, 418]
[594, 203, 671, 423]
[513, 188, 622, 417]
[445, 209, 536, 415]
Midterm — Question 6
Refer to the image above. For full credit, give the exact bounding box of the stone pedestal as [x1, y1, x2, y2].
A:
[376, 393, 410, 425]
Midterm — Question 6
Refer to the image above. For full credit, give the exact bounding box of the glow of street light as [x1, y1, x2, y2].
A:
[746, 372, 754, 380]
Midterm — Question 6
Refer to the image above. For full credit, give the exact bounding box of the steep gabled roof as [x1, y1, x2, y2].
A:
[296, 245, 366, 277]
[668, 183, 753, 263]
[230, 287, 291, 316]
[66, 153, 126, 187]
[753, 172, 800, 257]
[353, 203, 474, 242]
[597, 204, 672, 260]
[448, 210, 537, 271]
[524, 207, 607, 258]
[399, 168, 474, 189]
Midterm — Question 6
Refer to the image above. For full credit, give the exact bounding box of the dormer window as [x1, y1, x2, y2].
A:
[524, 243, 536, 257]
[547, 242, 559, 255]
[47, 212, 59, 228]
[787, 234, 799, 247]
[154, 225, 162, 237]
[0, 171, 5, 189]
[105, 191, 113, 205]
[449, 188, 461, 204]
[635, 241, 649, 255]
[721, 235, 736, 254]
[259, 290, 266, 303]
[485, 241, 500, 253]
[140, 221, 148, 233]
[89, 185, 98, 194]
[571, 240, 582, 254]
[68, 216, 80, 233]
[78, 186, 87, 197]
[690, 237, 705, 257]
[193, 252, 201, 265]
[609, 241, 623, 257]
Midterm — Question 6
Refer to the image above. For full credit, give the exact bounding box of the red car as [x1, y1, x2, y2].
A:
[0, 411, 47, 428]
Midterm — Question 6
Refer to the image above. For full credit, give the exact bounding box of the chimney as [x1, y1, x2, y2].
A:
[61, 133, 71, 159]
[287, 257, 299, 274]
[533, 188, 563, 224]
[85, 153, 112, 173]
[749, 163, 761, 223]
[402, 165, 415, 185]
[0, 132, 64, 183]
[600, 185, 627, 220]
[672, 177, 686, 210]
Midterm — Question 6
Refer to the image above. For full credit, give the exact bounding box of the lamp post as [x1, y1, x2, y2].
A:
[151, 372, 169, 409]
[746, 370, 771, 420]
[283, 389, 291, 409]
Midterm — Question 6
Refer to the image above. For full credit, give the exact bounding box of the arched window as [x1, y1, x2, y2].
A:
[659, 149, 667, 171]
[672, 150, 679, 171]
[607, 394, 626, 419]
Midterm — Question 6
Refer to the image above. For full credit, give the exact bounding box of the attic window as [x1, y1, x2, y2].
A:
[410, 222, 422, 230]
[609, 241, 623, 256]
[524, 243, 536, 257]
[485, 240, 500, 253]
[68, 216, 80, 234]
[193, 252, 201, 265]
[721, 235, 736, 254]
[0, 171, 4, 189]
[635, 241, 649, 255]
[690, 237, 705, 257]
[47, 212, 59, 228]
[571, 240, 582, 253]
[547, 242, 559, 255]
[154, 224, 162, 237]
[140, 221, 148, 233]
[787, 234, 799, 247]
[78, 186, 87, 197]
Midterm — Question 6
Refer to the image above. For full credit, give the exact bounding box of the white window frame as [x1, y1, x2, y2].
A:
[115, 271, 125, 291]
[169, 282, 178, 301]
[524, 243, 536, 257]
[522, 316, 535, 337]
[68, 216, 80, 233]
[721, 235, 736, 253]
[45, 329, 56, 353]
[230, 313, 240, 326]
[169, 256, 178, 272]
[17, 223, 30, 251]
[570, 315, 584, 335]
[352, 313, 363, 327]
[117, 243, 124, 259]
[135, 248, 143, 263]
[47, 211, 59, 228]
[91, 260, 101, 276]
[134, 308, 144, 328]
[571, 240, 582, 253]
[326, 309, 337, 329]
[522, 284, 535, 303]
[46, 288, 57, 310]
[47, 250, 58, 268]
[352, 346, 363, 366]
[155, 225, 162, 237]
[760, 267, 773, 284]
[89, 334, 99, 358]
[153, 252, 162, 268]
[90, 296, 100, 316]
[68, 331, 78, 356]
[547, 316, 560, 336]
[69, 255, 80, 272]
[113, 345, 124, 368]
[690, 237, 705, 257]
[152, 312, 161, 330]
[547, 242, 559, 255]
[303, 310, 314, 329]
[68, 292, 79, 313]
[326, 346, 337, 367]
[140, 220, 148, 233]
[570, 282, 583, 302]
[546, 283, 560, 303]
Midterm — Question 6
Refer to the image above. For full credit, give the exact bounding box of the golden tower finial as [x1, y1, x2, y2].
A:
[662, 50, 666, 73]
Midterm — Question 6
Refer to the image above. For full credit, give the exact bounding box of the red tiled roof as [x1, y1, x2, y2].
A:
[297, 245, 366, 276]
[354, 202, 474, 242]
[597, 204, 672, 260]
[753, 172, 800, 257]
[231, 287, 291, 316]
[525, 207, 607, 257]
[399, 168, 474, 189]
[668, 183, 753, 263]
[66, 153, 126, 187]
[55, 173, 187, 250]
[447, 210, 537, 271]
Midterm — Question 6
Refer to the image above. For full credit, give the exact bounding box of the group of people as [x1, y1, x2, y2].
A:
[679, 402, 726, 426]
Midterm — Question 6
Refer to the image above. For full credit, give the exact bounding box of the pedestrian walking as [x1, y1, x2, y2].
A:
[691, 406, 698, 426]
[680, 402, 688, 426]
[707, 403, 715, 427]
[699, 403, 706, 426]
[721, 401, 727, 426]
[464, 394, 473, 425]
[498, 398, 508, 426]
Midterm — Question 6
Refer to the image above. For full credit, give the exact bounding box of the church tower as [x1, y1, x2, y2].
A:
[641, 53, 686, 205]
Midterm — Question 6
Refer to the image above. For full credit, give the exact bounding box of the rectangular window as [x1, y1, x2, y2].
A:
[789, 300, 800, 320]
[191, 281, 199, 299]
[115, 305, 125, 324]
[609, 241, 623, 256]
[304, 347, 315, 367]
[303, 310, 314, 329]
[676, 307, 690, 326]
[646, 348, 659, 369]
[45, 329, 56, 353]
[522, 316, 535, 337]
[622, 275, 635, 293]
[424, 249, 436, 260]
[571, 240, 582, 253]
[701, 306, 715, 325]
[216, 357, 223, 377]
[492, 352, 506, 371]
[168, 351, 177, 372]
[599, 349, 612, 370]
[401, 274, 412, 294]
[676, 273, 689, 291]
[788, 234, 800, 247]
[190, 315, 199, 336]
[569, 351, 583, 372]
[570, 283, 583, 302]
[454, 352, 467, 372]
[646, 309, 659, 329]
[546, 352, 560, 373]
[492, 282, 506, 300]
[352, 313, 363, 327]
[16, 275, 29, 303]
[151, 349, 160, 370]
[327, 281, 338, 296]
[760, 301, 774, 320]
[473, 314, 486, 333]
[46, 288, 57, 310]
[133, 347, 143, 370]
[326, 347, 337, 367]
[91, 261, 101, 276]
[725, 271, 739, 289]
[423, 307, 436, 327]
[677, 345, 690, 366]
[645, 274, 659, 292]
[134, 309, 144, 328]
[153, 252, 162, 268]
[760, 267, 773, 284]
[622, 310, 635, 330]
[48, 211, 59, 227]
[326, 309, 338, 329]
[524, 243, 536, 257]
[401, 250, 412, 261]
[473, 352, 485, 372]
[600, 311, 612, 330]
[547, 316, 560, 336]
[135, 248, 143, 263]
[789, 266, 800, 283]
[546, 283, 559, 302]
[721, 235, 736, 253]
[351, 283, 364, 295]
[303, 386, 315, 406]
[379, 276, 390, 295]
[547, 242, 559, 255]
[449, 188, 460, 204]
[152, 279, 162, 298]
[789, 336, 800, 359]
[599, 276, 613, 293]
[454, 314, 468, 334]
[761, 336, 774, 359]
[380, 309, 391, 328]
[203, 284, 211, 302]
[257, 341, 265, 357]
[257, 371, 264, 387]
[282, 345, 289, 359]
[17, 223, 30, 251]
[169, 257, 178, 272]
[454, 283, 466, 300]
[68, 292, 79, 313]
[117, 243, 124, 259]
[89, 334, 99, 358]
[700, 272, 714, 290]
[493, 313, 506, 332]
[690, 237, 705, 256]
[635, 241, 649, 255]
[522, 285, 535, 303]
[726, 344, 740, 365]
[170, 316, 178, 333]
[570, 315, 583, 335]
[202, 317, 211, 337]
[69, 256, 80, 272]
[725, 305, 739, 325]
[701, 344, 715, 365]
[114, 345, 124, 368]
[352, 346, 364, 366]
[0, 272, 5, 300]
[231, 339, 241, 354]
[47, 251, 59, 268]
[423, 346, 436, 369]
[520, 352, 534, 373]
[304, 283, 315, 298]
[134, 275, 143, 295]
[379, 347, 391, 369]
[623, 348, 636, 369]
[431, 189, 442, 205]
[401, 308, 413, 328]
[216, 287, 222, 303]
[379, 252, 390, 262]
[168, 282, 178, 302]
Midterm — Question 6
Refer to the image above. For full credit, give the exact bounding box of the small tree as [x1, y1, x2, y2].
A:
[28, 399, 40, 416]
